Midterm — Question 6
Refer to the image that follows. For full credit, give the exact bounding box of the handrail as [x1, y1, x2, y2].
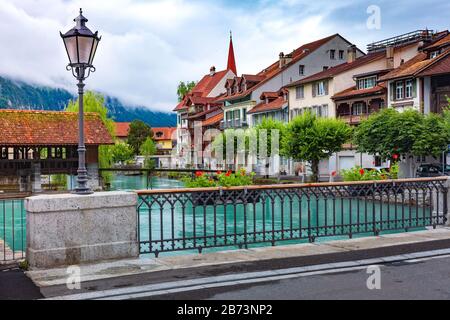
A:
[135, 176, 448, 195]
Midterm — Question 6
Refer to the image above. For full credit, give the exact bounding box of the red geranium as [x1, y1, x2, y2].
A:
[331, 171, 337, 177]
[195, 171, 204, 177]
[225, 170, 232, 177]
[359, 169, 365, 175]
[393, 154, 399, 160]
[216, 171, 222, 175]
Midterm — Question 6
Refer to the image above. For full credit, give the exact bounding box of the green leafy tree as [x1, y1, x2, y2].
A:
[177, 81, 196, 102]
[354, 108, 450, 160]
[66, 91, 115, 184]
[127, 120, 153, 155]
[111, 142, 134, 164]
[140, 137, 157, 169]
[282, 111, 353, 182]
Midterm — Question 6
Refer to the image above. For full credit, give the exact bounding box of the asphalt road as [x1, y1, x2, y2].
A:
[0, 265, 42, 300]
[146, 255, 450, 300]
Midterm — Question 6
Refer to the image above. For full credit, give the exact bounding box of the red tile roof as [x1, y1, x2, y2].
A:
[286, 51, 386, 87]
[115, 122, 131, 138]
[202, 113, 223, 127]
[151, 127, 176, 141]
[248, 96, 287, 114]
[424, 32, 450, 51]
[332, 83, 386, 100]
[379, 48, 450, 81]
[173, 70, 230, 111]
[0, 109, 114, 146]
[223, 34, 349, 102]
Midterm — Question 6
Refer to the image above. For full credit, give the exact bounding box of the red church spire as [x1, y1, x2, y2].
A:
[227, 31, 237, 75]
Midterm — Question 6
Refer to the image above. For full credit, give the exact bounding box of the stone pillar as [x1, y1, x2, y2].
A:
[26, 192, 138, 269]
[31, 162, 42, 193]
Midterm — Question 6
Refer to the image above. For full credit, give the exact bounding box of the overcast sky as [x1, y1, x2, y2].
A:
[0, 0, 449, 113]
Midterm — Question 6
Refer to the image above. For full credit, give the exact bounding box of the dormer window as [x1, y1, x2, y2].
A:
[357, 76, 377, 90]
[430, 50, 440, 59]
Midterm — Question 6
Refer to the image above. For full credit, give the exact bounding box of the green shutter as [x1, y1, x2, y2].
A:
[412, 79, 417, 98]
[312, 83, 316, 97]
[324, 80, 329, 95]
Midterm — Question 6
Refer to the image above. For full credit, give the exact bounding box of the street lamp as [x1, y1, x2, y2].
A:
[60, 8, 101, 194]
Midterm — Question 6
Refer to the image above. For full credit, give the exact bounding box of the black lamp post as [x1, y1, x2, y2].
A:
[60, 8, 101, 194]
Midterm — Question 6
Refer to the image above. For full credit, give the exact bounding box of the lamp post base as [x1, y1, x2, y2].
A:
[72, 187, 94, 195]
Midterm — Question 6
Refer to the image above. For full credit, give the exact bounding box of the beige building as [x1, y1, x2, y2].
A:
[285, 42, 425, 177]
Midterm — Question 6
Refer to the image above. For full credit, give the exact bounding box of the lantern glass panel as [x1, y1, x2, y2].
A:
[63, 36, 78, 65]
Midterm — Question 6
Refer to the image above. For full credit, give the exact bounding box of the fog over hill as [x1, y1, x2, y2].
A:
[0, 76, 176, 127]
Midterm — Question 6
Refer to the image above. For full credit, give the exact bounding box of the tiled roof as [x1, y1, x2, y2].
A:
[202, 113, 223, 127]
[223, 34, 347, 102]
[151, 127, 176, 141]
[257, 34, 339, 81]
[332, 83, 386, 100]
[424, 32, 450, 51]
[286, 51, 386, 87]
[260, 91, 279, 100]
[115, 122, 131, 138]
[173, 70, 229, 111]
[0, 109, 114, 146]
[379, 49, 450, 81]
[247, 96, 286, 114]
[416, 51, 450, 77]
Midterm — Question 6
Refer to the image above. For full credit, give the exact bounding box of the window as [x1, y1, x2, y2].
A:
[295, 86, 304, 99]
[405, 79, 413, 98]
[321, 104, 328, 117]
[357, 76, 377, 90]
[339, 50, 344, 60]
[352, 102, 365, 115]
[242, 108, 247, 121]
[234, 109, 240, 120]
[316, 81, 326, 96]
[330, 50, 336, 60]
[323, 66, 329, 71]
[299, 65, 305, 75]
[374, 156, 382, 167]
[395, 81, 404, 100]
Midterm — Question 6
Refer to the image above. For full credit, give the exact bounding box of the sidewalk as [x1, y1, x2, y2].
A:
[0, 265, 42, 300]
[24, 227, 450, 299]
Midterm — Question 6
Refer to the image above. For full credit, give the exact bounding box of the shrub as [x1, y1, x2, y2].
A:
[341, 165, 399, 182]
[182, 169, 255, 188]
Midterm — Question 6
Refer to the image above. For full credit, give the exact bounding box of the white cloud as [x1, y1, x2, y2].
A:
[1, 0, 438, 112]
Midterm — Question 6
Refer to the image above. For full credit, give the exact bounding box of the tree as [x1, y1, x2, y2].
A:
[354, 108, 450, 160]
[111, 142, 134, 164]
[282, 112, 353, 182]
[127, 120, 153, 154]
[177, 81, 196, 102]
[140, 137, 157, 169]
[66, 91, 115, 184]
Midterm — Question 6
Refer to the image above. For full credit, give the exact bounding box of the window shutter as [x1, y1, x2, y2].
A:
[390, 82, 395, 101]
[324, 80, 329, 95]
[412, 79, 417, 98]
[312, 84, 316, 97]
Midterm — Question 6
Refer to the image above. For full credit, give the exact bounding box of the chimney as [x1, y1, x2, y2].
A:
[347, 45, 357, 63]
[210, 66, 216, 76]
[386, 46, 394, 69]
[279, 52, 285, 69]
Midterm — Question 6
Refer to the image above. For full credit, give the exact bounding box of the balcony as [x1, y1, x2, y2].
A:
[338, 113, 368, 124]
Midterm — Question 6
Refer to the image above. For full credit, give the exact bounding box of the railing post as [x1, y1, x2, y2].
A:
[445, 177, 450, 226]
